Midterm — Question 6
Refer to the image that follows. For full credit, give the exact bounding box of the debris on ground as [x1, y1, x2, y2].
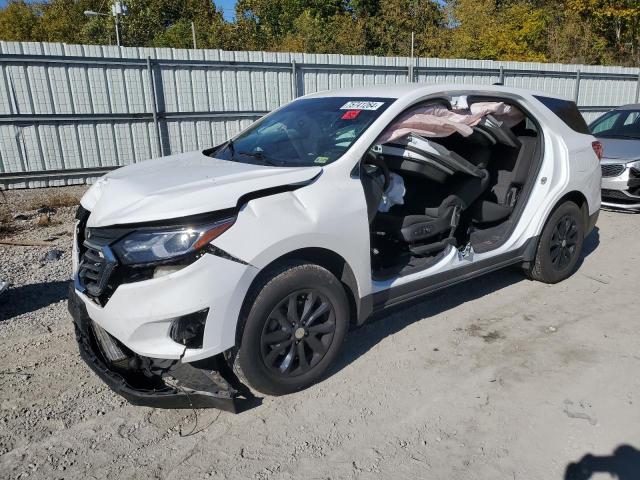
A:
[43, 249, 64, 262]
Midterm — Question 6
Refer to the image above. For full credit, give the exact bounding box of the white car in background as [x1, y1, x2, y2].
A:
[68, 84, 601, 412]
[589, 104, 640, 211]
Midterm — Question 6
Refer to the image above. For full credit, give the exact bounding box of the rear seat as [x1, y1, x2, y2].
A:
[472, 136, 538, 224]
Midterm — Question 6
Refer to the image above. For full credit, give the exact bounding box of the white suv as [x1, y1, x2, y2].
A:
[68, 84, 601, 412]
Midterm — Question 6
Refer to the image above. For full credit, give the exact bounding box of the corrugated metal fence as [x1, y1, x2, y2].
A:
[0, 41, 639, 188]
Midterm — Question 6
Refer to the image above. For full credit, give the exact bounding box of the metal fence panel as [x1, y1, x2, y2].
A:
[0, 41, 639, 188]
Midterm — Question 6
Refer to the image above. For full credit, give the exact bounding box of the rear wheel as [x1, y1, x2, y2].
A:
[526, 201, 585, 283]
[234, 262, 349, 396]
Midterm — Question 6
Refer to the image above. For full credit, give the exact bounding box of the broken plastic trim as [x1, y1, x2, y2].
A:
[68, 284, 261, 412]
[169, 308, 209, 349]
[205, 244, 249, 265]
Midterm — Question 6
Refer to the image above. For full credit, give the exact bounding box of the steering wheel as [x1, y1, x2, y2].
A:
[363, 151, 390, 192]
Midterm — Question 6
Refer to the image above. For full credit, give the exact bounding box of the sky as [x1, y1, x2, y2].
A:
[214, 0, 236, 20]
[0, 0, 237, 20]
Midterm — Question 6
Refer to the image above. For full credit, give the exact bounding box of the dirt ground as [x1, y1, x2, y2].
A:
[1, 187, 639, 480]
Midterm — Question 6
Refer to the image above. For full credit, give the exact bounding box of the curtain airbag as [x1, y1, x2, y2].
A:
[377, 101, 525, 144]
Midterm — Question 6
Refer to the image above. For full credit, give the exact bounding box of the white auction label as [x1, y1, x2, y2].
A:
[340, 101, 384, 110]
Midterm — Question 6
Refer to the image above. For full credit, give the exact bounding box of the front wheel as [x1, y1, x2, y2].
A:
[234, 262, 349, 396]
[526, 201, 585, 283]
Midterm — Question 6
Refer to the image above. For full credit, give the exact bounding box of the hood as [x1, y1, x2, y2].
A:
[82, 151, 321, 227]
[597, 137, 640, 161]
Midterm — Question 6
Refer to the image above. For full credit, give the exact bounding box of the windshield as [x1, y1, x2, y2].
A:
[590, 109, 640, 140]
[210, 97, 393, 167]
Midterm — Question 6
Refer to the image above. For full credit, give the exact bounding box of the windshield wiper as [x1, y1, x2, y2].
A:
[237, 150, 280, 167]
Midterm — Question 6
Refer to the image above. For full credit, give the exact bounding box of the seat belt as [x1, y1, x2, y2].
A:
[505, 186, 520, 208]
[448, 204, 462, 238]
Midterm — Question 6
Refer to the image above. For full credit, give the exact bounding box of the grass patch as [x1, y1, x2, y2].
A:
[29, 192, 80, 210]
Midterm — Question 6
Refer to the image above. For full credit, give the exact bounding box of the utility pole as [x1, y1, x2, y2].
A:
[410, 32, 415, 83]
[85, 1, 127, 48]
[111, 1, 128, 47]
[411, 31, 415, 60]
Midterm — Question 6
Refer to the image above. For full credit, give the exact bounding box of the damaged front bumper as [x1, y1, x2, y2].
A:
[68, 283, 258, 413]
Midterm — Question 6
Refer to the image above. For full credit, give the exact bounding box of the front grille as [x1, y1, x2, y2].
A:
[78, 243, 117, 298]
[601, 164, 625, 177]
[602, 189, 640, 204]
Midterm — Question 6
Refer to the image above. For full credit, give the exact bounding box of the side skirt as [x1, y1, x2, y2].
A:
[366, 236, 538, 314]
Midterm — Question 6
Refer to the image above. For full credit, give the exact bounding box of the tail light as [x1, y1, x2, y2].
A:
[592, 141, 603, 160]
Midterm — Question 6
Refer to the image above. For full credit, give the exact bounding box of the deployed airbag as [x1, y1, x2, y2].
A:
[468, 101, 525, 127]
[377, 100, 525, 145]
[377, 105, 479, 144]
[378, 171, 406, 213]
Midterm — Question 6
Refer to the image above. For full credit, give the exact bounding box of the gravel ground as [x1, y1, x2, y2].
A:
[1, 186, 639, 480]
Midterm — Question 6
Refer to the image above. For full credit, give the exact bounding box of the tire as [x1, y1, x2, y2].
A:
[234, 261, 349, 396]
[526, 201, 585, 284]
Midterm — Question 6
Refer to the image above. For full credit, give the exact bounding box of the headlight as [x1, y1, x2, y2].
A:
[112, 217, 235, 265]
[628, 160, 640, 174]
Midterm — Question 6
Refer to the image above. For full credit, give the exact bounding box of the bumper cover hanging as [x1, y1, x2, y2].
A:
[68, 283, 258, 413]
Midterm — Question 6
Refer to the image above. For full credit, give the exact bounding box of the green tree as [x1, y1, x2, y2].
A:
[371, 0, 446, 57]
[280, 10, 368, 54]
[448, 0, 548, 61]
[566, 0, 640, 64]
[0, 0, 638, 66]
[0, 1, 43, 42]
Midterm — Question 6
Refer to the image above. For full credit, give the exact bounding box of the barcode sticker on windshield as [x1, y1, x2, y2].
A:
[340, 101, 384, 111]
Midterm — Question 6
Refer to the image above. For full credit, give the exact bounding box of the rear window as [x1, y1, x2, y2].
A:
[534, 96, 589, 134]
[589, 109, 640, 140]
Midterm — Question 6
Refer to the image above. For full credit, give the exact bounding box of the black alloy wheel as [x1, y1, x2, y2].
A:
[549, 214, 579, 270]
[260, 290, 336, 377]
[526, 201, 585, 284]
[234, 261, 349, 396]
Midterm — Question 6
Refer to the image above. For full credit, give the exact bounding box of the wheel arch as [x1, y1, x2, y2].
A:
[235, 247, 362, 345]
[553, 190, 589, 230]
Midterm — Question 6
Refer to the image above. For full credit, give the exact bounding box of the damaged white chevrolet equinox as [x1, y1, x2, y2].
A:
[69, 84, 601, 412]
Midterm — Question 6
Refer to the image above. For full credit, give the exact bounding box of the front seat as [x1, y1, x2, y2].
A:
[472, 136, 537, 224]
[374, 170, 489, 249]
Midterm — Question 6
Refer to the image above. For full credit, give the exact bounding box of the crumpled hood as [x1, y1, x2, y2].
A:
[598, 138, 640, 161]
[82, 151, 321, 227]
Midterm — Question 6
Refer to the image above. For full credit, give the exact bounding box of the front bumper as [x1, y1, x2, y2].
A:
[73, 249, 258, 362]
[601, 163, 640, 211]
[69, 284, 258, 412]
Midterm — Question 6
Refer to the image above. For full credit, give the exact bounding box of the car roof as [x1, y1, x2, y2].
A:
[301, 83, 568, 102]
[610, 104, 640, 111]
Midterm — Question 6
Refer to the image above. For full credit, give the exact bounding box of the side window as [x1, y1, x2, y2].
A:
[623, 112, 640, 125]
[533, 96, 589, 134]
[591, 113, 620, 134]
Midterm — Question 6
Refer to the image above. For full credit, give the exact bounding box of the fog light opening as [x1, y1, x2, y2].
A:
[169, 308, 209, 349]
[153, 265, 187, 279]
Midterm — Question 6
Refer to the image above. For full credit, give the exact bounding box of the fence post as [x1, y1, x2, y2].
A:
[574, 69, 581, 103]
[635, 72, 640, 103]
[146, 56, 163, 157]
[291, 59, 298, 98]
[499, 65, 504, 85]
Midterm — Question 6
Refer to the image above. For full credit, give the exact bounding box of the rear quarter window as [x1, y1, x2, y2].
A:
[534, 96, 590, 134]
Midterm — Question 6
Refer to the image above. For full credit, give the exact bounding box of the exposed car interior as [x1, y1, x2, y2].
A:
[362, 96, 542, 279]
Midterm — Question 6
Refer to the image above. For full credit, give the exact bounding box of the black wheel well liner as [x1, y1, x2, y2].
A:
[554, 190, 589, 228]
[235, 248, 361, 345]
